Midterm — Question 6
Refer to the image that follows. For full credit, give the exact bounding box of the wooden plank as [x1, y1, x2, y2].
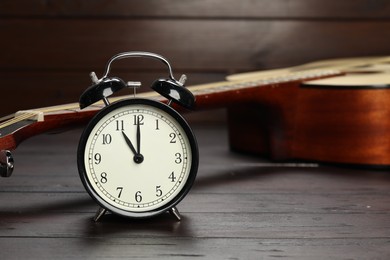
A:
[1, 210, 389, 239]
[0, 19, 390, 72]
[2, 20, 390, 72]
[1, 237, 389, 260]
[1, 0, 390, 19]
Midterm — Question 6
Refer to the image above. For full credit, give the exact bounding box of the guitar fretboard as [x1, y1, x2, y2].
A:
[189, 69, 339, 96]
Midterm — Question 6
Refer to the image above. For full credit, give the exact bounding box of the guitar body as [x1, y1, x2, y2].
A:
[227, 64, 390, 166]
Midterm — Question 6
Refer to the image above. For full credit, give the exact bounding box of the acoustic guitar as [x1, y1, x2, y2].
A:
[226, 56, 390, 168]
[0, 56, 389, 176]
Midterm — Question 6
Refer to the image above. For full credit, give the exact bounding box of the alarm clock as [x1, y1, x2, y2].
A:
[77, 52, 198, 221]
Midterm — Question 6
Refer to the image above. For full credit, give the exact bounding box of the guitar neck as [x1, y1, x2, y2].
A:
[0, 68, 341, 151]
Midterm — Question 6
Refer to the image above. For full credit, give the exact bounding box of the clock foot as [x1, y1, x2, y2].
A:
[169, 207, 182, 221]
[93, 207, 107, 222]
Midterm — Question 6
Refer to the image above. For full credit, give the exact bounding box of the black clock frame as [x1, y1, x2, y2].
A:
[77, 98, 199, 219]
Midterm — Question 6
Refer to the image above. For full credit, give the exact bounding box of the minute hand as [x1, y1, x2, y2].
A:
[136, 122, 141, 155]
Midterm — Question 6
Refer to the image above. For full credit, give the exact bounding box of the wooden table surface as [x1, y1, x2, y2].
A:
[1, 124, 389, 259]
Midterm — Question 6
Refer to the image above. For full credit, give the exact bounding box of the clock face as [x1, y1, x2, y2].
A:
[77, 99, 198, 218]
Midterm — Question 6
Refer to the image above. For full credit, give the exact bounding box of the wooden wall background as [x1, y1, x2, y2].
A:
[1, 0, 390, 116]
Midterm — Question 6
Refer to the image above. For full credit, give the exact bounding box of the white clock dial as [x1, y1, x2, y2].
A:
[78, 99, 198, 217]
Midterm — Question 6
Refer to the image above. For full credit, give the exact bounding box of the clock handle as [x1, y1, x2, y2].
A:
[102, 51, 176, 81]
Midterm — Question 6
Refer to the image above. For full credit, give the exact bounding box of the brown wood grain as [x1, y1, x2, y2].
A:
[2, 19, 390, 71]
[227, 82, 390, 166]
[1, 0, 390, 19]
[294, 87, 390, 165]
[1, 237, 389, 259]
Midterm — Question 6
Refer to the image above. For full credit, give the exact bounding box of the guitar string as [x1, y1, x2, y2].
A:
[0, 113, 37, 128]
[0, 68, 340, 132]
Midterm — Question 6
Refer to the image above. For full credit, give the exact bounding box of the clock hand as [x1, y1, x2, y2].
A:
[122, 131, 144, 164]
[121, 131, 137, 156]
[136, 119, 141, 155]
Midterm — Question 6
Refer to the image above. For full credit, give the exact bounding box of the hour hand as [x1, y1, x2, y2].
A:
[122, 131, 137, 155]
[122, 131, 144, 164]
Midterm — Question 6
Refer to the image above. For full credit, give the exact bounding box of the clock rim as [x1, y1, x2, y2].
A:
[77, 98, 199, 218]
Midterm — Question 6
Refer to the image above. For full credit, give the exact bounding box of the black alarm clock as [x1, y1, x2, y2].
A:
[77, 52, 198, 221]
